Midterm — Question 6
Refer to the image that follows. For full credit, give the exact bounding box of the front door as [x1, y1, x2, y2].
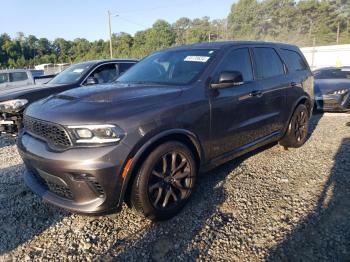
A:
[209, 47, 265, 158]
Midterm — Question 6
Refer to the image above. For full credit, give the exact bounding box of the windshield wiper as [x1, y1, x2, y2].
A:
[117, 80, 168, 86]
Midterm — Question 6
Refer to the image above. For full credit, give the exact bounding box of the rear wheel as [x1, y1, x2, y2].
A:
[130, 142, 197, 221]
[280, 104, 309, 148]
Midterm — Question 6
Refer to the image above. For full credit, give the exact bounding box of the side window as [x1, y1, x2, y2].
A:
[0, 73, 9, 84]
[215, 48, 253, 82]
[281, 49, 308, 72]
[118, 63, 135, 74]
[10, 72, 28, 82]
[253, 47, 285, 79]
[90, 64, 119, 84]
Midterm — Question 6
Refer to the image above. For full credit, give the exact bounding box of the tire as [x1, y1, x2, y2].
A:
[130, 141, 197, 221]
[280, 104, 310, 148]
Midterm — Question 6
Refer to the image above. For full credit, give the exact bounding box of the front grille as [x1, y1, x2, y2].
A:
[23, 116, 72, 150]
[31, 170, 74, 200]
[45, 180, 73, 200]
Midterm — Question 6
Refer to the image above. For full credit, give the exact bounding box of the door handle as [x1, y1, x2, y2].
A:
[290, 82, 298, 87]
[249, 90, 263, 97]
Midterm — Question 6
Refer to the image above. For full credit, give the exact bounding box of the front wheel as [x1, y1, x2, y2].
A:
[130, 142, 197, 221]
[280, 104, 310, 148]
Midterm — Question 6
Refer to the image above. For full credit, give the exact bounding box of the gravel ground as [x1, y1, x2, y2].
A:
[0, 113, 349, 261]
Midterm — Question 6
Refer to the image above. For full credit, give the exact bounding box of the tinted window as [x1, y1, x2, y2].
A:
[254, 47, 285, 79]
[215, 48, 253, 81]
[10, 72, 28, 82]
[117, 49, 217, 85]
[118, 63, 135, 74]
[314, 68, 350, 80]
[281, 49, 307, 72]
[90, 64, 120, 84]
[0, 73, 8, 84]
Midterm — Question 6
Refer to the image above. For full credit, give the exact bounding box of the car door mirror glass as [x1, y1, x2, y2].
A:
[211, 71, 244, 89]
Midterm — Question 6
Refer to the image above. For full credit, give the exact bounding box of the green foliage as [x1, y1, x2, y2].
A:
[0, 0, 349, 68]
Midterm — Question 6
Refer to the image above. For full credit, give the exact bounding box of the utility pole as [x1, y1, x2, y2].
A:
[336, 20, 340, 45]
[108, 11, 118, 59]
[108, 10, 113, 59]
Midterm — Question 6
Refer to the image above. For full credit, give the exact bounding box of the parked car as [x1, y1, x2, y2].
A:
[313, 67, 350, 112]
[0, 59, 137, 135]
[18, 41, 313, 220]
[0, 69, 55, 90]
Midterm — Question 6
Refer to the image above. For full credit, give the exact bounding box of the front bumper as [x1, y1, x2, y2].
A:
[17, 132, 130, 214]
[315, 93, 350, 112]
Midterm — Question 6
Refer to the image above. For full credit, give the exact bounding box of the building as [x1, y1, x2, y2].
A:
[301, 44, 350, 70]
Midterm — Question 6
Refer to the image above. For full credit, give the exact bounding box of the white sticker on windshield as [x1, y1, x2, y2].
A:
[184, 56, 210, 63]
[73, 69, 84, 73]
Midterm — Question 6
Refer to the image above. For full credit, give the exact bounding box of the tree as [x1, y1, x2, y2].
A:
[173, 17, 191, 45]
[227, 0, 260, 40]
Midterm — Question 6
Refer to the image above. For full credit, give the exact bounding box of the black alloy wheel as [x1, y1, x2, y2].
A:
[280, 104, 310, 148]
[130, 142, 197, 220]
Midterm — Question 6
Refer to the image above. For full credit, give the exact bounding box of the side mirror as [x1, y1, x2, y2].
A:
[85, 77, 98, 85]
[210, 71, 244, 89]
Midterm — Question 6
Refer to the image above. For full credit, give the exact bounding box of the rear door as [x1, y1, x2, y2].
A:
[251, 46, 289, 137]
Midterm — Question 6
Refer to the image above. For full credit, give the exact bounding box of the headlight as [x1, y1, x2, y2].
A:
[68, 124, 125, 145]
[330, 89, 348, 95]
[0, 99, 28, 112]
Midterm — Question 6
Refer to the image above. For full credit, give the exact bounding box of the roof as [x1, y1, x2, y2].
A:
[163, 41, 299, 52]
[0, 69, 31, 73]
[71, 58, 138, 67]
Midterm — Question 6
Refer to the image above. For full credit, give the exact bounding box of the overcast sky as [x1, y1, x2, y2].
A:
[0, 0, 236, 41]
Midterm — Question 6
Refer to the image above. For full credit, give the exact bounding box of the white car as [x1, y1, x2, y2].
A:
[0, 69, 54, 90]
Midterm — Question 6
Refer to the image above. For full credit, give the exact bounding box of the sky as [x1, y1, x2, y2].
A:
[0, 0, 235, 41]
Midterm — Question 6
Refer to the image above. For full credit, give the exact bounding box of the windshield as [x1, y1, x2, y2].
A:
[117, 49, 217, 85]
[48, 63, 93, 85]
[314, 68, 350, 80]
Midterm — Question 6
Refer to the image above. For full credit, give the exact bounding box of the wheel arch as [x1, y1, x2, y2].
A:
[282, 95, 312, 136]
[118, 129, 203, 205]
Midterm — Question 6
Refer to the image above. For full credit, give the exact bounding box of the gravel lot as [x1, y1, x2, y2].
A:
[0, 113, 349, 261]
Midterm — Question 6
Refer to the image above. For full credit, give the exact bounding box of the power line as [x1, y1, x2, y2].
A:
[117, 15, 149, 29]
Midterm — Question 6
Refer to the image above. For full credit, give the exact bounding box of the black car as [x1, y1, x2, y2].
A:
[314, 67, 350, 112]
[18, 41, 313, 220]
[0, 59, 137, 135]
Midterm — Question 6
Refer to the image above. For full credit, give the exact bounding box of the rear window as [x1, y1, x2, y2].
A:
[10, 72, 28, 82]
[281, 49, 308, 72]
[314, 68, 350, 80]
[253, 47, 285, 79]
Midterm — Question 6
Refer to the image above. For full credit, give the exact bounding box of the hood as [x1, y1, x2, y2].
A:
[314, 79, 350, 95]
[25, 83, 183, 125]
[0, 83, 60, 102]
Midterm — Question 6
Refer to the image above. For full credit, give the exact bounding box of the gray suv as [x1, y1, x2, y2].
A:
[18, 41, 314, 220]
